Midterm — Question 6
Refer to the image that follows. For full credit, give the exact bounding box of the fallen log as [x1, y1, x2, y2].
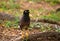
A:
[0, 13, 16, 21]
[26, 32, 60, 41]
[0, 13, 60, 26]
[31, 19, 60, 26]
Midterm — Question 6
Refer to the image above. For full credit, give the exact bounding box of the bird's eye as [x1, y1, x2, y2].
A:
[25, 11, 27, 12]
[24, 10, 29, 14]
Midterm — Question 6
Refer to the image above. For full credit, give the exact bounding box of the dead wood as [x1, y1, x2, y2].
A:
[26, 32, 60, 41]
[31, 19, 60, 26]
[0, 13, 60, 26]
[0, 13, 16, 21]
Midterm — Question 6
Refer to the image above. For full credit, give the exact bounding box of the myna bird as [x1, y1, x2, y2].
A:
[19, 10, 30, 30]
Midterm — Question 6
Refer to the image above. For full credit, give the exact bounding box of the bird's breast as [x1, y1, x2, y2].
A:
[20, 16, 30, 25]
[22, 16, 30, 22]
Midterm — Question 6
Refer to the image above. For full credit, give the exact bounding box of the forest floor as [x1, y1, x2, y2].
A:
[0, 0, 60, 41]
[0, 26, 60, 41]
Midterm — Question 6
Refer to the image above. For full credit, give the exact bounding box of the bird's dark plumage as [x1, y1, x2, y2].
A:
[56, 8, 60, 12]
[19, 10, 30, 30]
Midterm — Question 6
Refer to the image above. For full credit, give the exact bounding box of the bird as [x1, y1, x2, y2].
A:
[19, 10, 30, 30]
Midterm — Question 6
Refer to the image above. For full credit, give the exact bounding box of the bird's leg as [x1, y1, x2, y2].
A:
[25, 25, 30, 30]
[25, 27, 28, 30]
[20, 25, 24, 30]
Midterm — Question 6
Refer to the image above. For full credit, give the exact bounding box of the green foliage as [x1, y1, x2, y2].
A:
[45, 0, 60, 5]
[8, 0, 20, 9]
[27, 0, 60, 5]
[5, 21, 12, 27]
[30, 9, 35, 13]
[38, 8, 45, 12]
[56, 28, 60, 32]
[11, 17, 19, 28]
[8, 2, 20, 9]
[41, 11, 60, 21]
[3, 17, 19, 28]
[14, 17, 19, 25]
[0, 0, 20, 10]
[27, 0, 42, 2]
[0, 1, 7, 10]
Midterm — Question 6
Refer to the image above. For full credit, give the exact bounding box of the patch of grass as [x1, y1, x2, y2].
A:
[27, 0, 42, 2]
[0, 1, 8, 10]
[3, 17, 19, 28]
[7, 0, 20, 9]
[45, 0, 60, 6]
[56, 28, 60, 32]
[38, 8, 45, 12]
[41, 11, 60, 21]
[30, 9, 38, 19]
[4, 21, 12, 27]
[0, 0, 20, 10]
[30, 9, 35, 13]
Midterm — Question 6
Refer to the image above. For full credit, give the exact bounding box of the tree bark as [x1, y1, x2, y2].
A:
[26, 32, 60, 41]
[0, 13, 60, 26]
[0, 13, 16, 21]
[31, 19, 60, 26]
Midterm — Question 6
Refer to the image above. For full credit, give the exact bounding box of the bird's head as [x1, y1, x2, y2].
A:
[23, 10, 30, 15]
